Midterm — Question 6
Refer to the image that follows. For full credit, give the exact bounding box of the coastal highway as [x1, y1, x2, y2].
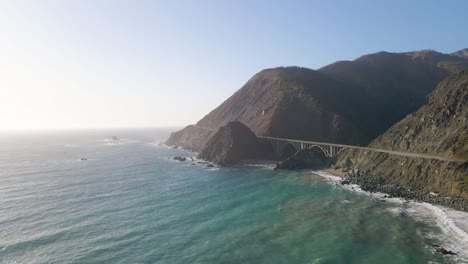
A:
[191, 125, 464, 162]
[258, 136, 465, 162]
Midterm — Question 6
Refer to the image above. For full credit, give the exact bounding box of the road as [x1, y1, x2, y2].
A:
[191, 125, 465, 162]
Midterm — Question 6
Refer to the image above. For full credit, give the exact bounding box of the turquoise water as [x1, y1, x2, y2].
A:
[0, 129, 459, 263]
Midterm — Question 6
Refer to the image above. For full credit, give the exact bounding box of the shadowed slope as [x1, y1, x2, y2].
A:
[370, 70, 468, 161]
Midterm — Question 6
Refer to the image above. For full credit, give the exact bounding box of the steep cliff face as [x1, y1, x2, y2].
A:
[197, 121, 272, 165]
[370, 70, 468, 161]
[335, 71, 468, 208]
[168, 49, 468, 150]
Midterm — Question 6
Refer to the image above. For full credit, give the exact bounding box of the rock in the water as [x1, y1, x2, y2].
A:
[432, 245, 457, 255]
[197, 121, 269, 165]
[173, 156, 186, 162]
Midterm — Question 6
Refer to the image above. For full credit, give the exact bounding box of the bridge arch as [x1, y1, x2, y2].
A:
[282, 142, 299, 157]
[308, 145, 330, 157]
[271, 140, 298, 158]
[336, 147, 349, 155]
[263, 137, 353, 159]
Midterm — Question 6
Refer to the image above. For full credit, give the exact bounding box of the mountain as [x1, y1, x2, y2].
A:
[196, 67, 373, 144]
[370, 70, 468, 161]
[451, 48, 468, 59]
[167, 49, 468, 150]
[335, 71, 468, 208]
[318, 50, 468, 134]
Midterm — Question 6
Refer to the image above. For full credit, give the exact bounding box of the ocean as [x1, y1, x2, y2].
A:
[0, 128, 466, 263]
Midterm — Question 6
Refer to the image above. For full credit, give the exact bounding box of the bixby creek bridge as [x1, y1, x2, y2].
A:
[192, 125, 462, 162]
[260, 136, 461, 162]
[259, 136, 352, 158]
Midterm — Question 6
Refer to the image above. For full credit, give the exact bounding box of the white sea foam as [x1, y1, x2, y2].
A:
[242, 160, 277, 169]
[64, 144, 80, 147]
[315, 169, 468, 261]
[97, 138, 139, 146]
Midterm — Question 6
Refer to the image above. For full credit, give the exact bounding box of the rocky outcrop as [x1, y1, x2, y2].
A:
[165, 125, 215, 152]
[275, 148, 331, 170]
[197, 121, 273, 165]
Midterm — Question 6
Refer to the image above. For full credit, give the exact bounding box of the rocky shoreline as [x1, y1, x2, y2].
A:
[315, 169, 468, 259]
[333, 167, 468, 212]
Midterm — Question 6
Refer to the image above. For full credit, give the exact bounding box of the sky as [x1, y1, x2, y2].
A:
[0, 0, 467, 130]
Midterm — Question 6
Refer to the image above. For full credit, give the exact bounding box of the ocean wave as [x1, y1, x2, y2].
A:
[64, 144, 80, 147]
[102, 138, 139, 146]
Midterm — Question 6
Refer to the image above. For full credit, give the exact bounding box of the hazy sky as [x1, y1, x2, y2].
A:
[1, 0, 467, 130]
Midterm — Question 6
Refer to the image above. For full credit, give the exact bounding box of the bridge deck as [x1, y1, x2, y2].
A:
[191, 125, 464, 162]
[258, 136, 464, 162]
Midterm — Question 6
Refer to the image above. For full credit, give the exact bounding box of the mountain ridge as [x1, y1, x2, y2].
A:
[167, 49, 468, 150]
[451, 48, 468, 59]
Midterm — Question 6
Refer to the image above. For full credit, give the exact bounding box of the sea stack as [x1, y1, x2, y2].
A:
[197, 121, 267, 165]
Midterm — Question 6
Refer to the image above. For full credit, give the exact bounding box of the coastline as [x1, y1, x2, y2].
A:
[164, 145, 468, 259]
[316, 169, 468, 260]
[316, 169, 468, 235]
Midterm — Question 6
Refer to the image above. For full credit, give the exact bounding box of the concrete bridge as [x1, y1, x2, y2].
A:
[259, 136, 462, 162]
[192, 125, 463, 162]
[259, 136, 350, 158]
